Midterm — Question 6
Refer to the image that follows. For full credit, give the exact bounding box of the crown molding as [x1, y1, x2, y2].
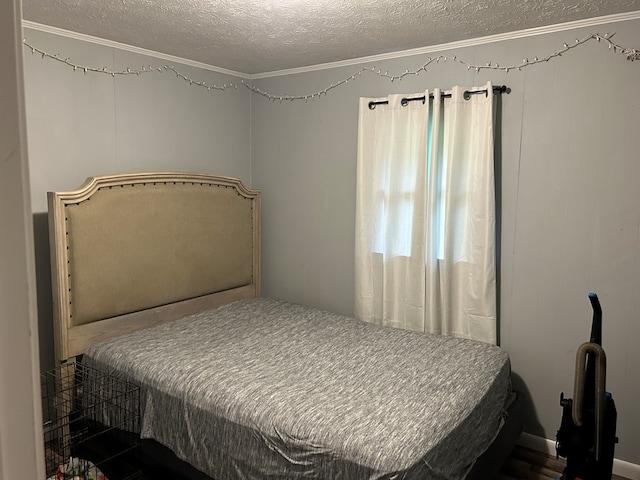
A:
[21, 20, 251, 79]
[253, 10, 640, 79]
[22, 10, 640, 80]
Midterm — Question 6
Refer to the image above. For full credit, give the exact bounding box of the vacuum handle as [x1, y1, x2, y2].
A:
[589, 292, 602, 345]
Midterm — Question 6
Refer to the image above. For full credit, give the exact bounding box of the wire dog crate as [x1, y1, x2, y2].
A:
[41, 362, 142, 480]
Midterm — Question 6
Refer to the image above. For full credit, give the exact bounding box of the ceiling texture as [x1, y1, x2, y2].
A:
[21, 0, 640, 75]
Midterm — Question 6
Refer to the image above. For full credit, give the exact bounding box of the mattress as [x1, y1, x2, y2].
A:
[82, 297, 512, 480]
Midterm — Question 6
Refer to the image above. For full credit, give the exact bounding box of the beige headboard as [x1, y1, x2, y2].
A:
[48, 172, 261, 363]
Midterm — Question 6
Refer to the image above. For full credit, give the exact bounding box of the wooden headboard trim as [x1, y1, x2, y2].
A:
[48, 172, 261, 363]
[65, 284, 257, 360]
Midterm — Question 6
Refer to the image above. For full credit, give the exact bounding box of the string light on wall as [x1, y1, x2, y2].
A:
[23, 42, 239, 91]
[23, 32, 639, 102]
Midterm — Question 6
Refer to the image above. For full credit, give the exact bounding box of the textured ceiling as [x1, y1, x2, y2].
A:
[22, 0, 640, 75]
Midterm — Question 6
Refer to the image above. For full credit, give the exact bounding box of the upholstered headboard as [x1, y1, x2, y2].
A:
[48, 172, 261, 363]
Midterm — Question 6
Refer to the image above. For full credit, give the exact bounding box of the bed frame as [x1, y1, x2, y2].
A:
[48, 172, 261, 364]
[47, 172, 521, 480]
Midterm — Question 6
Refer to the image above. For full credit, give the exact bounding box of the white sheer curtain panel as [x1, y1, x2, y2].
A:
[355, 82, 497, 344]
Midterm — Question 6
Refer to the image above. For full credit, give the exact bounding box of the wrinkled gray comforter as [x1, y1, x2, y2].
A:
[83, 297, 511, 480]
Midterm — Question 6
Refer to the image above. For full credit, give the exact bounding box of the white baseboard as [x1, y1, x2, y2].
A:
[517, 432, 640, 480]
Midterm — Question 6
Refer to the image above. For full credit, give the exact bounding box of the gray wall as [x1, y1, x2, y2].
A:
[23, 28, 253, 372]
[251, 18, 640, 464]
[24, 28, 252, 214]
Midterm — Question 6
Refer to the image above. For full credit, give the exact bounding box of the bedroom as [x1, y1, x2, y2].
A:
[2, 0, 640, 478]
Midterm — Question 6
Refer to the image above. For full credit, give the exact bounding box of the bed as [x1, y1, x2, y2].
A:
[48, 172, 522, 480]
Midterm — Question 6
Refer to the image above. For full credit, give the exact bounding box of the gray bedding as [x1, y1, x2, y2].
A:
[83, 297, 511, 480]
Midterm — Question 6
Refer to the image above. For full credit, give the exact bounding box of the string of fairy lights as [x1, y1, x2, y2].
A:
[23, 32, 639, 102]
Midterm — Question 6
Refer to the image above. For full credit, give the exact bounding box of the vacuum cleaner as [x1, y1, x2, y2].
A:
[555, 292, 618, 480]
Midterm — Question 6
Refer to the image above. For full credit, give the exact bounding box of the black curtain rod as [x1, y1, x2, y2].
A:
[368, 85, 510, 110]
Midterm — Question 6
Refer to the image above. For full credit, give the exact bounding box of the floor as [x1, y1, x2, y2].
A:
[498, 445, 631, 480]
